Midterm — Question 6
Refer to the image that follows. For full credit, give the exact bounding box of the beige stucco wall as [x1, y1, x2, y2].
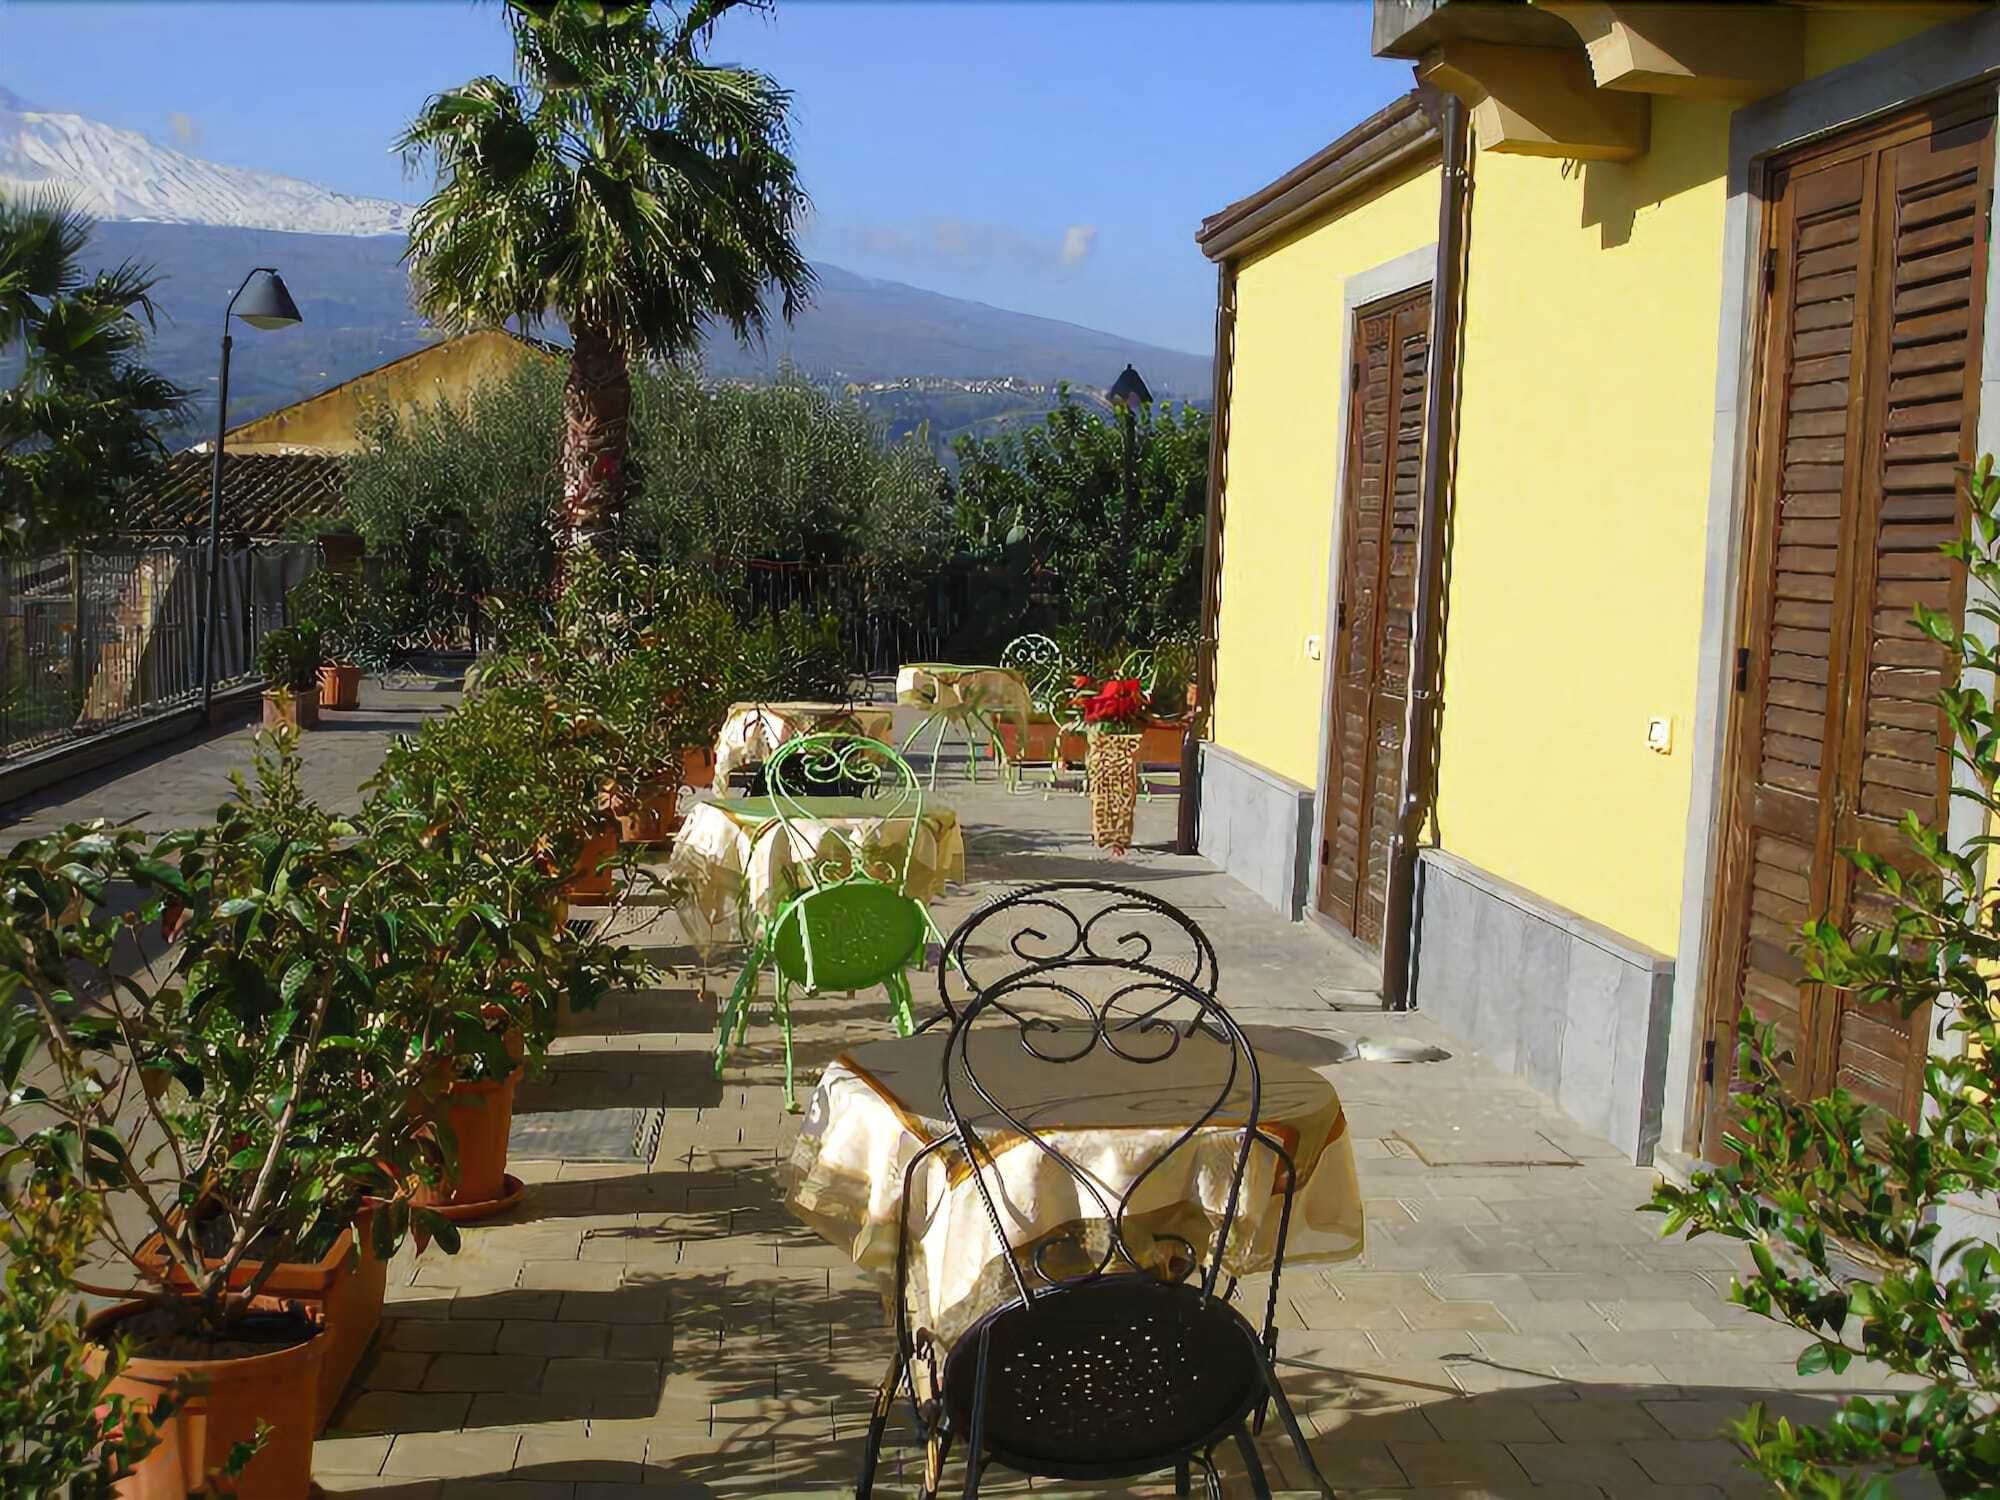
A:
[225, 330, 556, 454]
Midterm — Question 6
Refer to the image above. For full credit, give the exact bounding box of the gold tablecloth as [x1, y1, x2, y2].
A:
[786, 1027, 1363, 1349]
[895, 664, 1032, 733]
[712, 701, 896, 788]
[665, 795, 964, 952]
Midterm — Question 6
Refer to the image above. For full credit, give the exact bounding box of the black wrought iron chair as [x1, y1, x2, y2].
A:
[931, 880, 1220, 1026]
[857, 959, 1334, 1500]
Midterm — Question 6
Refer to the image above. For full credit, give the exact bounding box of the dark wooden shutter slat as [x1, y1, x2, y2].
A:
[1702, 94, 1995, 1158]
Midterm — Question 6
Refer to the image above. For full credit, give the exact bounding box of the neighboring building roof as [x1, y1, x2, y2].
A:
[221, 327, 565, 456]
[115, 451, 345, 540]
[1197, 89, 1444, 263]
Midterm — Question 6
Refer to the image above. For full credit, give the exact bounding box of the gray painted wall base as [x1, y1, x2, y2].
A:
[1413, 849, 1674, 1164]
[1197, 743, 1314, 920]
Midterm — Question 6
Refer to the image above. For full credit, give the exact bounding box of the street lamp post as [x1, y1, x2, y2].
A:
[1106, 363, 1151, 645]
[197, 268, 303, 719]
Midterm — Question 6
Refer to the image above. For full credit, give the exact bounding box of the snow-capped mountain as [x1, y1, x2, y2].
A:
[0, 85, 413, 236]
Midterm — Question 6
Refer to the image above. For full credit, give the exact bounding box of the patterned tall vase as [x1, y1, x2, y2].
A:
[1088, 732, 1142, 850]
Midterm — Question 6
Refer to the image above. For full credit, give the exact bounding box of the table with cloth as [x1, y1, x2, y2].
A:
[712, 701, 896, 789]
[895, 664, 1032, 784]
[664, 795, 965, 954]
[785, 1027, 1363, 1352]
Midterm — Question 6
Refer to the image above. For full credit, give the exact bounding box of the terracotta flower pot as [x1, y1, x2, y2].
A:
[998, 719, 1062, 762]
[132, 1210, 389, 1433]
[89, 1300, 323, 1499]
[681, 744, 716, 790]
[1088, 732, 1142, 851]
[1138, 718, 1189, 764]
[414, 1065, 523, 1212]
[318, 663, 362, 711]
[615, 776, 684, 845]
[565, 823, 619, 899]
[260, 689, 319, 732]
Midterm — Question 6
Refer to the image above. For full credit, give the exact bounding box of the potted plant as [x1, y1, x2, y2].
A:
[0, 1178, 196, 1495]
[289, 569, 369, 711]
[0, 770, 458, 1495]
[256, 623, 323, 730]
[1073, 674, 1147, 851]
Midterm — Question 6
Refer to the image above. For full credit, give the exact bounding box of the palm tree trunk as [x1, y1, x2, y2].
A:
[558, 320, 632, 565]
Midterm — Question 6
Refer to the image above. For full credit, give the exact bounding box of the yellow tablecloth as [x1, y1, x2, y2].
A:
[712, 701, 896, 787]
[895, 664, 1031, 733]
[786, 1027, 1363, 1350]
[665, 795, 964, 952]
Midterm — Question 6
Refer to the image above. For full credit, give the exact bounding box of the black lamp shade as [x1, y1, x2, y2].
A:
[235, 271, 303, 331]
[1108, 363, 1152, 411]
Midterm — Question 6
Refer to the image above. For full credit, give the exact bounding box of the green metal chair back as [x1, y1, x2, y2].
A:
[1118, 646, 1159, 702]
[763, 731, 925, 895]
[1002, 633, 1070, 718]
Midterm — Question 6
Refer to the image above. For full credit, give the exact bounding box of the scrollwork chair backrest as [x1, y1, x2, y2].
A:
[935, 958, 1262, 1307]
[936, 881, 1218, 1022]
[763, 731, 923, 895]
[1000, 633, 1069, 718]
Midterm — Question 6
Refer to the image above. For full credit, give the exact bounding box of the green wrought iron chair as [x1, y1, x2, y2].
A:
[998, 633, 1076, 796]
[1118, 646, 1180, 802]
[712, 732, 935, 1109]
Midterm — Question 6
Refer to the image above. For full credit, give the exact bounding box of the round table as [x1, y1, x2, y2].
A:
[664, 795, 965, 952]
[712, 701, 896, 788]
[786, 1026, 1363, 1351]
[895, 665, 1032, 786]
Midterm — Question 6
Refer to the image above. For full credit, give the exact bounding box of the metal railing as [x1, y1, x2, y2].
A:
[0, 542, 320, 759]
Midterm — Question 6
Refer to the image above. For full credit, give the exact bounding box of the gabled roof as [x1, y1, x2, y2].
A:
[115, 451, 345, 540]
[1197, 89, 1443, 263]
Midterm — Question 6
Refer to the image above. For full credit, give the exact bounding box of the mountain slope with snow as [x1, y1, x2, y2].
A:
[0, 85, 412, 236]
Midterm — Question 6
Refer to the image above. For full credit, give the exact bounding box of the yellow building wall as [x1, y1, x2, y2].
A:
[1211, 166, 1442, 787]
[227, 330, 556, 454]
[1429, 7, 1977, 955]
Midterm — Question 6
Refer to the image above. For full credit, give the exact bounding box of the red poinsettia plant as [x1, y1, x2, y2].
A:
[1072, 674, 1148, 735]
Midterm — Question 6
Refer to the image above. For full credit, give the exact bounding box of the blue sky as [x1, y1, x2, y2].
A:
[0, 1, 1414, 354]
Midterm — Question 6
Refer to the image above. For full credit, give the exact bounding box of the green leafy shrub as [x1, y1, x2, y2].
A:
[1648, 454, 2000, 1498]
[733, 603, 850, 703]
[0, 1180, 171, 1495]
[255, 622, 323, 692]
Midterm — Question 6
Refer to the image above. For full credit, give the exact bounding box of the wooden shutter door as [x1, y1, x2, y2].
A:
[1320, 286, 1430, 945]
[1701, 95, 1994, 1156]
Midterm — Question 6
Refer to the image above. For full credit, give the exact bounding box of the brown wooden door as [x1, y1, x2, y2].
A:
[1319, 286, 1430, 945]
[1700, 95, 1995, 1156]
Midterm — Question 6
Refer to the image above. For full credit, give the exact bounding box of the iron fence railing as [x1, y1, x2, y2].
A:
[0, 542, 320, 759]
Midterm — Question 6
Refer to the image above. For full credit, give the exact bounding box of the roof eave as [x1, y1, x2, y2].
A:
[1196, 88, 1444, 264]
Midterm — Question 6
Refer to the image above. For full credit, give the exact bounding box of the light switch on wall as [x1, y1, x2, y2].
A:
[1305, 634, 1323, 661]
[1647, 716, 1674, 754]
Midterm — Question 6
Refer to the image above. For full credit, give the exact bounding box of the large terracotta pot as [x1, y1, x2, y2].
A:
[1138, 718, 1189, 764]
[261, 689, 320, 732]
[615, 776, 684, 845]
[565, 823, 619, 899]
[681, 744, 716, 790]
[998, 719, 1061, 762]
[1087, 732, 1142, 851]
[414, 1066, 522, 1212]
[132, 1210, 388, 1432]
[90, 1300, 323, 1499]
[318, 663, 362, 711]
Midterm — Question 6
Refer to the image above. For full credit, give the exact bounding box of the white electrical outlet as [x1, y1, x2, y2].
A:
[1647, 716, 1673, 754]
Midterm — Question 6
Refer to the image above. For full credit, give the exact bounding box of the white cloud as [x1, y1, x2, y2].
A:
[1059, 224, 1098, 267]
[166, 111, 200, 148]
[833, 217, 1096, 277]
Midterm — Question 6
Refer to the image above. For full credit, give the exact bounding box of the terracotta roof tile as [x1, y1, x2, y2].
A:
[115, 451, 345, 540]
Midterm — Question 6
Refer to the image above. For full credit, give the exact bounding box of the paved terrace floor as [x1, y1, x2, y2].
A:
[5, 696, 1925, 1497]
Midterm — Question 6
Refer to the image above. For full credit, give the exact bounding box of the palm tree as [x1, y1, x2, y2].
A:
[398, 0, 815, 563]
[0, 192, 189, 551]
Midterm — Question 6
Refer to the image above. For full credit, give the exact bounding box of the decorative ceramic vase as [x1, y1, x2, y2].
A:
[1088, 732, 1142, 850]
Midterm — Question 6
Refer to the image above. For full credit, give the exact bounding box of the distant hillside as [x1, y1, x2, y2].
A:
[81, 222, 1208, 451]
